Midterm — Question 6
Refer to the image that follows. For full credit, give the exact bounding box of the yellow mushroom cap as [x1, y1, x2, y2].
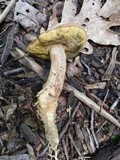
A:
[27, 24, 87, 60]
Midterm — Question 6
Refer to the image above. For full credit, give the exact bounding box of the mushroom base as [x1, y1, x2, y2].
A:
[36, 44, 66, 152]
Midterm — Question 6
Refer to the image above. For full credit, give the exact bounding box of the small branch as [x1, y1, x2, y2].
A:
[59, 102, 80, 140]
[100, 89, 109, 109]
[0, 0, 16, 23]
[85, 126, 96, 153]
[64, 83, 120, 129]
[69, 133, 84, 160]
[62, 139, 69, 160]
[90, 93, 109, 109]
[90, 110, 99, 149]
[96, 96, 120, 133]
[81, 60, 91, 76]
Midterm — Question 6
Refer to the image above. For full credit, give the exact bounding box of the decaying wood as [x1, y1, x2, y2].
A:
[92, 139, 120, 160]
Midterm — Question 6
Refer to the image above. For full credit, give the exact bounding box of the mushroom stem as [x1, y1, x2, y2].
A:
[36, 44, 66, 151]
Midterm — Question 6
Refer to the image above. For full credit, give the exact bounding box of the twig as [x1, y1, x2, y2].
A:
[90, 93, 109, 109]
[62, 139, 69, 160]
[81, 60, 91, 76]
[100, 89, 109, 109]
[85, 126, 96, 153]
[0, 22, 13, 36]
[81, 127, 92, 154]
[96, 120, 107, 134]
[85, 82, 106, 90]
[102, 47, 118, 81]
[14, 37, 27, 52]
[64, 83, 120, 129]
[59, 102, 80, 140]
[69, 133, 84, 160]
[90, 110, 99, 149]
[74, 56, 83, 68]
[39, 144, 49, 158]
[116, 61, 120, 65]
[75, 123, 87, 151]
[96, 96, 120, 133]
[110, 97, 120, 110]
[0, 0, 16, 23]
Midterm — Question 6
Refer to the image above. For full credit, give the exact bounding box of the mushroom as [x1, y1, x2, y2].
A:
[27, 24, 87, 153]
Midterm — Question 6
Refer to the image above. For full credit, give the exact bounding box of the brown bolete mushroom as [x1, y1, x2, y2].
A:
[27, 24, 87, 153]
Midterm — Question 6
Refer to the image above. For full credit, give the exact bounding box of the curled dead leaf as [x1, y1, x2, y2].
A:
[49, 0, 120, 54]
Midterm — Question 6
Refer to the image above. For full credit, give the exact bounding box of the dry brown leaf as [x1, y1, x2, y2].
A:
[98, 0, 120, 24]
[62, 0, 120, 54]
[48, 0, 120, 54]
[14, 0, 46, 32]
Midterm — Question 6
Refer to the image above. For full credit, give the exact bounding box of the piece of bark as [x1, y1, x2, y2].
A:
[20, 123, 40, 146]
[1, 23, 19, 65]
[92, 140, 120, 160]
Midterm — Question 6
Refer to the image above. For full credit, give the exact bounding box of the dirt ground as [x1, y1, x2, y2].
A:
[0, 0, 120, 160]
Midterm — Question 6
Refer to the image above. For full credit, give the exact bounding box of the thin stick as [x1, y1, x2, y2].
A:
[81, 60, 91, 75]
[96, 96, 120, 133]
[85, 126, 96, 153]
[64, 83, 120, 129]
[100, 89, 109, 109]
[62, 139, 69, 160]
[59, 102, 80, 140]
[69, 133, 84, 160]
[90, 110, 99, 149]
[0, 0, 16, 23]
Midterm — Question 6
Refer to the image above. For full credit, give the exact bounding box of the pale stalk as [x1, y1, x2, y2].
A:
[36, 45, 66, 151]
